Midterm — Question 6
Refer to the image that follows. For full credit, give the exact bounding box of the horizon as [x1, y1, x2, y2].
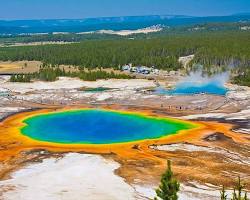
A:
[0, 0, 249, 20]
[0, 12, 250, 22]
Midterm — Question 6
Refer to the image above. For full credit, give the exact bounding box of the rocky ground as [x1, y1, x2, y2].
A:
[0, 152, 238, 200]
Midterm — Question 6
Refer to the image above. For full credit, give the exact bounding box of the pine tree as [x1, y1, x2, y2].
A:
[244, 192, 248, 200]
[231, 176, 245, 200]
[222, 176, 249, 200]
[232, 188, 237, 200]
[155, 160, 180, 200]
[235, 176, 244, 200]
[221, 185, 227, 200]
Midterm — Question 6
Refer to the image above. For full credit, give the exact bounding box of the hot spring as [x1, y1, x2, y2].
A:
[154, 71, 229, 96]
[154, 82, 228, 96]
[20, 109, 195, 144]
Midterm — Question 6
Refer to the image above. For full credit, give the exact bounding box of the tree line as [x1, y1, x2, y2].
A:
[232, 68, 250, 87]
[10, 64, 134, 82]
[0, 31, 248, 70]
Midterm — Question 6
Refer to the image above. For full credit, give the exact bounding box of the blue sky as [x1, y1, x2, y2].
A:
[0, 0, 249, 20]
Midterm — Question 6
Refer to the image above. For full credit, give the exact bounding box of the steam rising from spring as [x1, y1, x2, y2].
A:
[155, 70, 230, 96]
[179, 70, 230, 87]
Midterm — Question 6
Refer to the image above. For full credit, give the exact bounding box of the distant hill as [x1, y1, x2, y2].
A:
[232, 12, 250, 16]
[0, 14, 250, 35]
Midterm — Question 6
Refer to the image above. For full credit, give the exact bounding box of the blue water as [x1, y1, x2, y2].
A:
[83, 87, 111, 93]
[20, 109, 194, 144]
[154, 82, 228, 96]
